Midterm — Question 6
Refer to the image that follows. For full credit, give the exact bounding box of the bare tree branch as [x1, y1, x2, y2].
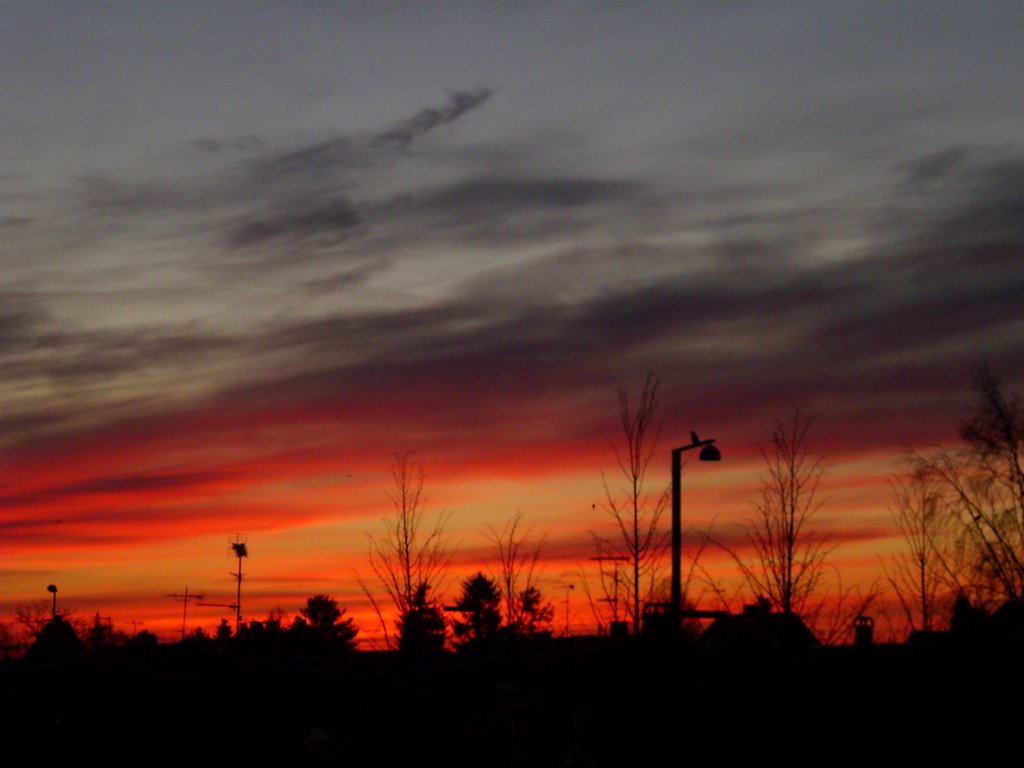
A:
[917, 363, 1024, 607]
[880, 466, 956, 634]
[729, 407, 831, 616]
[595, 374, 670, 634]
[362, 452, 454, 646]
[484, 512, 547, 632]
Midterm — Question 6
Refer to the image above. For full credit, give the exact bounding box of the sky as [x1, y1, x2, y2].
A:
[2, 2, 1023, 642]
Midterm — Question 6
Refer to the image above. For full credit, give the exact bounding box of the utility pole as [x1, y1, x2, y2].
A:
[590, 555, 629, 627]
[166, 586, 205, 641]
[563, 584, 574, 636]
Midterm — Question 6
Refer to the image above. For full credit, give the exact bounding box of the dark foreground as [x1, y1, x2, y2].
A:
[2, 636, 1021, 767]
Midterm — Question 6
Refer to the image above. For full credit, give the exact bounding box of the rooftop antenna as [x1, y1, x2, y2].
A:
[229, 535, 248, 634]
[166, 586, 205, 641]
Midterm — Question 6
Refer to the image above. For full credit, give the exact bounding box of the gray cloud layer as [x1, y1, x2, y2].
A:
[1, 80, 1022, 470]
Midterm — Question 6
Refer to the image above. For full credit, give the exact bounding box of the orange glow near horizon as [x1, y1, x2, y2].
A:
[1, 406, 916, 645]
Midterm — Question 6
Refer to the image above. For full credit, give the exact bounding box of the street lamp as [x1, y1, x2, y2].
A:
[47, 584, 58, 619]
[671, 431, 720, 621]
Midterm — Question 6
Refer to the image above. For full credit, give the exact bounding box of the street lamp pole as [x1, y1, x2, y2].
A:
[671, 432, 720, 623]
[47, 584, 58, 620]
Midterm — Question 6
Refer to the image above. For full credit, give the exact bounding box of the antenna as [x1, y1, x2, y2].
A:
[590, 555, 629, 622]
[229, 534, 248, 633]
[196, 599, 240, 637]
[166, 586, 205, 641]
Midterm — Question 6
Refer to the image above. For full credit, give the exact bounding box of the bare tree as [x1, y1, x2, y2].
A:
[882, 467, 956, 633]
[923, 363, 1024, 607]
[732, 408, 830, 616]
[596, 374, 669, 634]
[15, 601, 53, 640]
[485, 512, 549, 634]
[362, 452, 453, 648]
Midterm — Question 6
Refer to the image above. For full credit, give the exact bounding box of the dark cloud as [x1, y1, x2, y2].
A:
[201, 143, 1024, 458]
[0, 409, 74, 438]
[6, 114, 1022, 473]
[81, 174, 207, 217]
[900, 146, 971, 186]
[246, 88, 492, 182]
[57, 470, 227, 496]
[226, 198, 361, 251]
[813, 242, 1024, 360]
[375, 88, 493, 147]
[426, 176, 639, 211]
[247, 135, 365, 182]
[209, 145, 1020, 395]
[937, 162, 1024, 243]
[190, 135, 264, 155]
[0, 305, 42, 347]
[213, 89, 493, 257]
[57, 89, 494, 270]
[0, 470, 229, 509]
[895, 147, 1024, 243]
[365, 174, 651, 250]
[301, 260, 390, 296]
[259, 301, 490, 367]
[0, 324, 241, 388]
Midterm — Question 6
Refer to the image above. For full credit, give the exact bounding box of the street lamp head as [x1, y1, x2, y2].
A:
[47, 584, 57, 594]
[698, 443, 721, 462]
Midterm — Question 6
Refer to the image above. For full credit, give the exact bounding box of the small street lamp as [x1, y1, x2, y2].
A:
[47, 584, 58, 619]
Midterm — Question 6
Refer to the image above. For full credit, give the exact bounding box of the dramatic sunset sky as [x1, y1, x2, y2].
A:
[2, 2, 1022, 643]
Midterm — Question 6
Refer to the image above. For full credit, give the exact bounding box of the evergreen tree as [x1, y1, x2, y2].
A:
[215, 618, 233, 642]
[85, 613, 114, 650]
[452, 572, 502, 646]
[297, 593, 359, 651]
[514, 585, 554, 638]
[397, 583, 446, 654]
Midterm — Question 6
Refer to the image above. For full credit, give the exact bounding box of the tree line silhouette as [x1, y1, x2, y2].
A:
[4, 362, 1024, 658]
